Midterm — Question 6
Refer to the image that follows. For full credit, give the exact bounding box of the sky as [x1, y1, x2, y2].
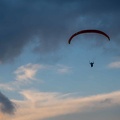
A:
[0, 0, 120, 120]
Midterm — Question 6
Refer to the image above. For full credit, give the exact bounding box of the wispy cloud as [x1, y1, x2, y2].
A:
[14, 63, 71, 81]
[56, 64, 72, 74]
[108, 61, 120, 69]
[48, 64, 72, 74]
[3, 90, 120, 120]
[0, 63, 45, 91]
[0, 63, 72, 92]
[14, 63, 42, 81]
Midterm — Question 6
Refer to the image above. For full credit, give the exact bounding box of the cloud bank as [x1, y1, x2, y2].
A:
[2, 90, 119, 120]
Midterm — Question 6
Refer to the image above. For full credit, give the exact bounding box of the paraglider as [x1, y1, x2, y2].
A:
[68, 29, 110, 67]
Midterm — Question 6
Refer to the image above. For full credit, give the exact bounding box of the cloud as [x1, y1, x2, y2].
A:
[14, 63, 71, 81]
[0, 63, 45, 91]
[0, 84, 14, 91]
[0, 0, 120, 63]
[3, 90, 120, 120]
[108, 61, 120, 69]
[0, 63, 72, 92]
[45, 64, 72, 74]
[0, 91, 16, 115]
[0, 63, 44, 91]
[14, 63, 42, 81]
[56, 64, 72, 74]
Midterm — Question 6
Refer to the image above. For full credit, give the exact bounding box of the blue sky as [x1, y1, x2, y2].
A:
[0, 0, 120, 120]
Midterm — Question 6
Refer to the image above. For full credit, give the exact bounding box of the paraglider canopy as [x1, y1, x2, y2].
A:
[68, 29, 110, 44]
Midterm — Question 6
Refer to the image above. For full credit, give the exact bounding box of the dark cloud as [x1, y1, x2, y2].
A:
[0, 0, 120, 63]
[100, 98, 112, 104]
[0, 91, 16, 114]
